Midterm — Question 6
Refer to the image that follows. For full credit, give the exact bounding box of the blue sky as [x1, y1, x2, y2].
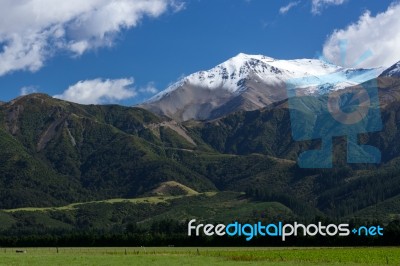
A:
[0, 0, 397, 105]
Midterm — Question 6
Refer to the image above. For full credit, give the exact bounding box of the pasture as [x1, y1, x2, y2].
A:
[0, 247, 399, 265]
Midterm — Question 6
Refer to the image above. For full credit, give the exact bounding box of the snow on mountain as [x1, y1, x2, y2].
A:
[149, 53, 379, 102]
[380, 61, 400, 77]
[142, 53, 383, 121]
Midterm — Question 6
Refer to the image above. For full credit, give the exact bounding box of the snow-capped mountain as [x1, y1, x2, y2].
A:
[141, 53, 383, 121]
[380, 61, 400, 77]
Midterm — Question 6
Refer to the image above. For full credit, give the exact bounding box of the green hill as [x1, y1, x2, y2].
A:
[1, 91, 400, 231]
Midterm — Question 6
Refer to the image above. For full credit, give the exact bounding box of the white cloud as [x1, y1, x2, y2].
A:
[0, 0, 183, 76]
[54, 78, 136, 104]
[170, 1, 186, 12]
[139, 82, 158, 94]
[279, 1, 300, 15]
[312, 0, 346, 14]
[322, 3, 400, 68]
[20, 86, 38, 96]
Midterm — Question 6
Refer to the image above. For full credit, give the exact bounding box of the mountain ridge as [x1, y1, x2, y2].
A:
[141, 53, 384, 121]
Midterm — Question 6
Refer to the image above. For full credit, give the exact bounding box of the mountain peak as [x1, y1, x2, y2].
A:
[231, 52, 275, 61]
[142, 53, 382, 121]
[147, 53, 279, 103]
[380, 61, 400, 77]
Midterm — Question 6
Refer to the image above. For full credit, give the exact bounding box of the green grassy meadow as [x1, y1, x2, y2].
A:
[0, 247, 399, 266]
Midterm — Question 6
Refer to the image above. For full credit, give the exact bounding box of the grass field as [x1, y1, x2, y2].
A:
[0, 247, 399, 265]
